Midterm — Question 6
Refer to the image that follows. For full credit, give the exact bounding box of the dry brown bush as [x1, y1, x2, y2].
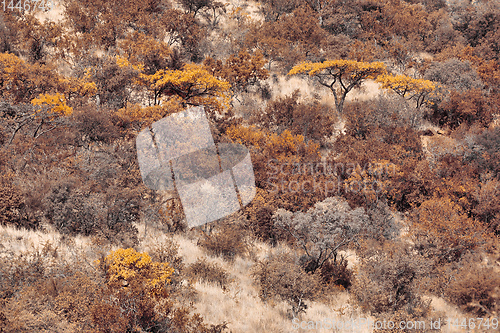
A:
[444, 262, 500, 316]
[149, 239, 185, 273]
[90, 301, 128, 333]
[41, 177, 140, 246]
[0, 250, 104, 332]
[185, 258, 233, 292]
[250, 90, 336, 145]
[252, 251, 322, 318]
[73, 107, 120, 144]
[351, 242, 432, 316]
[318, 256, 353, 290]
[0, 244, 231, 333]
[197, 223, 249, 262]
[0, 173, 36, 229]
[245, 204, 291, 246]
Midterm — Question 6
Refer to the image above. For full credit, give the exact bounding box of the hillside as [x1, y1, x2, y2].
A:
[0, 0, 499, 332]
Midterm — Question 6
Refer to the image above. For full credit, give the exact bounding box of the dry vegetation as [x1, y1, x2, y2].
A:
[1, 0, 500, 331]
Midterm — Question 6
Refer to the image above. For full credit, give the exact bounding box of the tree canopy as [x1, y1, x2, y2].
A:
[288, 59, 387, 114]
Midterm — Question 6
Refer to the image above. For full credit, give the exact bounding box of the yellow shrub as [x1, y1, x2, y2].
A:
[226, 124, 320, 157]
[104, 248, 174, 297]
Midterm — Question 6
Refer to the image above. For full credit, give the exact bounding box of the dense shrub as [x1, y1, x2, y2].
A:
[472, 178, 500, 235]
[351, 243, 432, 316]
[251, 90, 336, 144]
[42, 178, 139, 246]
[197, 223, 249, 261]
[73, 107, 120, 143]
[318, 256, 353, 290]
[466, 126, 500, 179]
[246, 204, 286, 245]
[429, 89, 493, 129]
[0, 247, 230, 333]
[186, 258, 233, 291]
[444, 262, 500, 316]
[252, 251, 322, 318]
[424, 58, 484, 92]
[333, 124, 434, 211]
[90, 56, 138, 110]
[409, 196, 487, 263]
[0, 174, 38, 229]
[274, 196, 369, 273]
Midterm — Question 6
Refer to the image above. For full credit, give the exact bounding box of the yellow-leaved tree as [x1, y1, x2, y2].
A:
[0, 52, 61, 104]
[13, 93, 74, 141]
[376, 74, 440, 127]
[1, 52, 99, 143]
[58, 68, 97, 102]
[376, 74, 438, 109]
[116, 54, 231, 111]
[31, 93, 73, 117]
[288, 59, 387, 115]
[144, 63, 231, 111]
[116, 96, 186, 129]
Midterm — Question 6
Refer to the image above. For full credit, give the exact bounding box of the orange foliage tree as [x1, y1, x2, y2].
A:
[161, 8, 205, 61]
[0, 52, 61, 103]
[60, 0, 166, 52]
[0, 52, 97, 144]
[118, 32, 175, 76]
[0, 52, 96, 104]
[245, 5, 326, 70]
